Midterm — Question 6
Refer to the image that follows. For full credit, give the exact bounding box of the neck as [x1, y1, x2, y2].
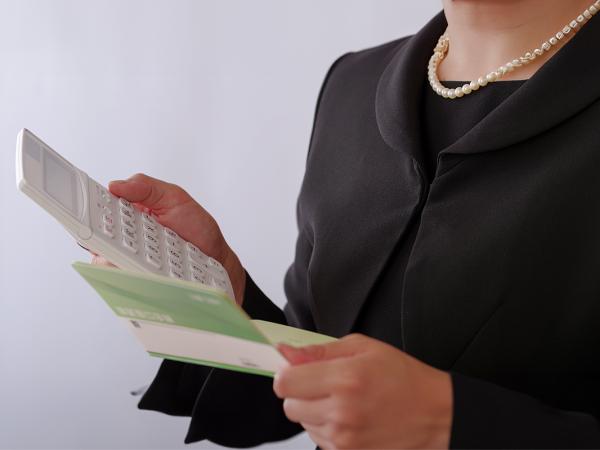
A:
[439, 0, 593, 81]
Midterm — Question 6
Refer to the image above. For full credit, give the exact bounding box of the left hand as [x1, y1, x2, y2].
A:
[273, 334, 452, 450]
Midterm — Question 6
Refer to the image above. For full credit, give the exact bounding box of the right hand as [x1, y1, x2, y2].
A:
[90, 173, 246, 305]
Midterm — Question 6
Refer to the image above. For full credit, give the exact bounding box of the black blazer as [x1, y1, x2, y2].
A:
[138, 11, 600, 449]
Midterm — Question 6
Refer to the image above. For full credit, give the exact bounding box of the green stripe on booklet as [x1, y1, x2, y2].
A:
[73, 262, 335, 377]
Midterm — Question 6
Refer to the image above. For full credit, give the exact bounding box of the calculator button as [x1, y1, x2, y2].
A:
[210, 267, 226, 278]
[168, 256, 183, 271]
[190, 261, 209, 273]
[207, 257, 226, 275]
[102, 214, 114, 226]
[207, 257, 222, 268]
[142, 221, 158, 235]
[121, 236, 138, 253]
[165, 236, 183, 251]
[191, 270, 208, 284]
[186, 243, 207, 262]
[120, 207, 134, 220]
[122, 226, 137, 241]
[119, 198, 132, 209]
[164, 228, 179, 240]
[169, 268, 185, 280]
[102, 205, 112, 215]
[167, 247, 182, 261]
[143, 232, 160, 246]
[142, 213, 158, 226]
[144, 242, 161, 257]
[102, 223, 114, 238]
[145, 252, 161, 269]
[209, 276, 228, 291]
[120, 216, 135, 230]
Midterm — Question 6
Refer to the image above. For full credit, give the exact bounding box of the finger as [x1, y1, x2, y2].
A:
[274, 358, 346, 399]
[91, 255, 116, 267]
[303, 423, 334, 450]
[108, 174, 171, 209]
[278, 333, 370, 365]
[283, 397, 331, 425]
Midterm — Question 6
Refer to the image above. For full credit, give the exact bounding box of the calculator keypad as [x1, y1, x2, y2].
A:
[92, 182, 235, 300]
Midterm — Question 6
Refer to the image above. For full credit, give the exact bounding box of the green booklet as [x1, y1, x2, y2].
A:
[73, 262, 335, 377]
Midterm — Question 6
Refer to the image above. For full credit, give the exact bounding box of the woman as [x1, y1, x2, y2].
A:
[95, 0, 600, 448]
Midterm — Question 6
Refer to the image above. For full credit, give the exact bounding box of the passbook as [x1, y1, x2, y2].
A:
[73, 262, 336, 377]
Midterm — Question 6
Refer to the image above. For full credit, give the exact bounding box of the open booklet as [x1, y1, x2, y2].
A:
[73, 262, 336, 377]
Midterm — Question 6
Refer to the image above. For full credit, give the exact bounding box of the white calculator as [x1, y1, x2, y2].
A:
[15, 128, 235, 301]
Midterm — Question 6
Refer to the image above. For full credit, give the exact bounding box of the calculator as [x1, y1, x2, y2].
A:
[16, 128, 235, 301]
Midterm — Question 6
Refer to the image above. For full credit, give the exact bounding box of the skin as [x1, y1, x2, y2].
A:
[92, 2, 594, 447]
[94, 174, 247, 304]
[440, 0, 592, 81]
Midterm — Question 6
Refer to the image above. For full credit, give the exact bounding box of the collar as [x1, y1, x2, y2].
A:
[375, 10, 600, 177]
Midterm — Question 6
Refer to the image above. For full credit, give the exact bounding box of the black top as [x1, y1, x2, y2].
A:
[138, 10, 600, 449]
[421, 80, 526, 180]
[353, 79, 525, 348]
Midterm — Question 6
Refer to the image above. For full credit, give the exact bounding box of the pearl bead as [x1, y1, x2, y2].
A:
[428, 1, 596, 99]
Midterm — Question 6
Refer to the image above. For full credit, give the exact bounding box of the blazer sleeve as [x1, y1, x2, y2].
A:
[450, 372, 600, 449]
[137, 52, 352, 447]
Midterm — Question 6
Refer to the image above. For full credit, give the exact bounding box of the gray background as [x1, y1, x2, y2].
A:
[0, 1, 440, 448]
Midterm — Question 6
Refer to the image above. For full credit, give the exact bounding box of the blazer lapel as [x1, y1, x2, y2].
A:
[436, 13, 600, 173]
[377, 11, 600, 176]
[375, 12, 447, 173]
[313, 13, 447, 338]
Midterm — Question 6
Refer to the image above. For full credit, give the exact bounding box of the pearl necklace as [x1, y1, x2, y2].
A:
[428, 1, 600, 99]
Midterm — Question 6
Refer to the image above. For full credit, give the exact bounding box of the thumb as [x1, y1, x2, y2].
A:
[277, 334, 369, 365]
[108, 173, 170, 209]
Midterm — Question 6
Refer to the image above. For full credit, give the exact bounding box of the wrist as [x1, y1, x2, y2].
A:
[422, 370, 453, 449]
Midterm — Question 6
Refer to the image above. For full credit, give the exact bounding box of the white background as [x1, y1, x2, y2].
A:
[0, 1, 440, 448]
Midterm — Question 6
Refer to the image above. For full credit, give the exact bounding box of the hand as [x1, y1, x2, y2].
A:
[273, 334, 453, 450]
[90, 255, 116, 268]
[93, 173, 246, 304]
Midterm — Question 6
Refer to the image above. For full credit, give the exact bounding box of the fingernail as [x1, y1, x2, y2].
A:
[110, 179, 127, 185]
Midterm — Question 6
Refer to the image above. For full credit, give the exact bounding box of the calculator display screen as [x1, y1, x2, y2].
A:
[44, 151, 78, 216]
